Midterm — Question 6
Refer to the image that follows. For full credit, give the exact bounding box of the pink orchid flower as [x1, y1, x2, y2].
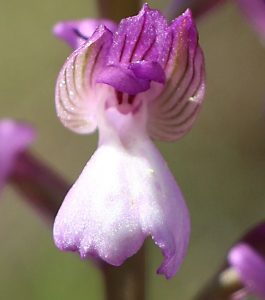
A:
[53, 4, 206, 279]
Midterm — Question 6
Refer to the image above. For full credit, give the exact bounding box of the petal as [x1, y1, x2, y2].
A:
[53, 19, 117, 49]
[0, 119, 35, 190]
[129, 61, 165, 84]
[106, 4, 169, 67]
[236, 0, 265, 43]
[96, 65, 150, 94]
[240, 222, 265, 255]
[146, 10, 206, 142]
[54, 114, 190, 278]
[138, 139, 190, 278]
[228, 243, 265, 298]
[55, 25, 113, 134]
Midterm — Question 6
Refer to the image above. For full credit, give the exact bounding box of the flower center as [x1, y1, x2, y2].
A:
[106, 91, 141, 115]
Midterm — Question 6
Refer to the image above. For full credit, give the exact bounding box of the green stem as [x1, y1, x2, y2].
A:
[97, 0, 141, 22]
[102, 245, 146, 300]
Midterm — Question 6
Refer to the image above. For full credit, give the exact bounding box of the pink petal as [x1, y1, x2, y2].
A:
[0, 119, 35, 190]
[97, 65, 151, 94]
[129, 61, 166, 84]
[107, 4, 168, 66]
[53, 19, 117, 49]
[228, 243, 265, 298]
[55, 25, 113, 134]
[54, 110, 190, 278]
[146, 10, 206, 142]
[96, 4, 169, 95]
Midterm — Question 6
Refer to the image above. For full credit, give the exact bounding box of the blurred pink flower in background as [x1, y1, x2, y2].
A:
[0, 119, 35, 192]
[228, 222, 265, 299]
[54, 19, 117, 49]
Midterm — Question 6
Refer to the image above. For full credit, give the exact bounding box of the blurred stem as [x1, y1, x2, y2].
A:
[102, 245, 146, 300]
[97, 0, 141, 22]
[9, 151, 70, 224]
[194, 267, 244, 300]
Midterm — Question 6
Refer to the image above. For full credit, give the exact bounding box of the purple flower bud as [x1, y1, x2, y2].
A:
[0, 119, 35, 191]
[53, 19, 117, 49]
[228, 223, 265, 298]
[0, 119, 69, 222]
[53, 4, 206, 279]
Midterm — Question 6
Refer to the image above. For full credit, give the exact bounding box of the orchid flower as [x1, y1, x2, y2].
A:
[53, 4, 206, 279]
[0, 119, 35, 192]
[228, 222, 265, 299]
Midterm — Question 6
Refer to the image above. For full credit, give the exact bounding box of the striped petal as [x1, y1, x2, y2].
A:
[147, 10, 206, 142]
[55, 25, 113, 134]
[53, 19, 117, 49]
[107, 4, 168, 66]
[97, 4, 169, 95]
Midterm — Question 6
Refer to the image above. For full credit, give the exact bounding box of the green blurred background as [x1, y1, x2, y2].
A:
[1, 0, 265, 299]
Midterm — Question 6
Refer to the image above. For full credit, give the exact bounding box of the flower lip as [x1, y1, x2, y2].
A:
[0, 119, 35, 190]
[53, 113, 190, 279]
